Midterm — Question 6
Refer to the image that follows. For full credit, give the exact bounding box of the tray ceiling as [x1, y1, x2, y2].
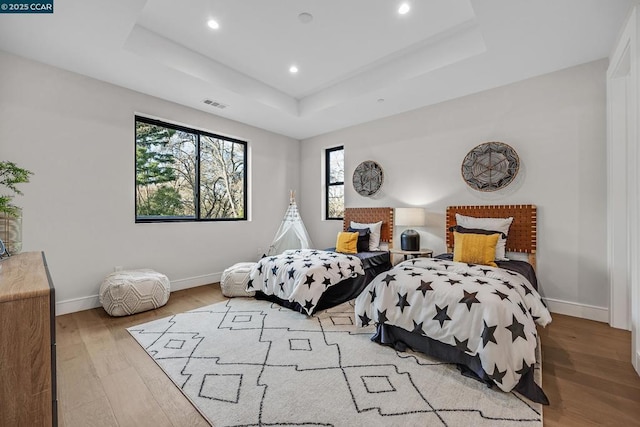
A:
[0, 0, 634, 139]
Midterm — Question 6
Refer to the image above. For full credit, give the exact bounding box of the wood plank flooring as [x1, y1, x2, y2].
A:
[55, 284, 640, 426]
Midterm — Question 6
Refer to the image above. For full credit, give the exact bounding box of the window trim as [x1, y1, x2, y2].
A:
[135, 115, 248, 223]
[325, 145, 344, 220]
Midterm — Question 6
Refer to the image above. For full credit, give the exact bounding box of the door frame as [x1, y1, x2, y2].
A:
[607, 6, 639, 374]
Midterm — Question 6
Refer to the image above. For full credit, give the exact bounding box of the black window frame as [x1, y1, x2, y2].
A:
[135, 115, 248, 223]
[325, 145, 344, 220]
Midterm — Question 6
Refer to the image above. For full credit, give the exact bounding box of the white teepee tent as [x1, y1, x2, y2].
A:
[266, 191, 314, 256]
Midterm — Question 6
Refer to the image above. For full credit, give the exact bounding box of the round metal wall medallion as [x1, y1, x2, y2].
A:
[353, 160, 384, 197]
[461, 142, 520, 192]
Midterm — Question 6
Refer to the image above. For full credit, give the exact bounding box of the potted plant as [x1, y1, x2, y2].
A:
[0, 161, 33, 254]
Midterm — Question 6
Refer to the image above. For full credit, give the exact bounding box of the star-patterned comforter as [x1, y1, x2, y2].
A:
[248, 249, 365, 315]
[355, 257, 552, 394]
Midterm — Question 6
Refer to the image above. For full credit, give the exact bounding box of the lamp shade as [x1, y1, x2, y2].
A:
[395, 207, 426, 227]
[396, 207, 425, 251]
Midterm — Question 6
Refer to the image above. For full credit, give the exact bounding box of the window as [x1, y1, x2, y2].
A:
[326, 146, 344, 219]
[135, 116, 247, 222]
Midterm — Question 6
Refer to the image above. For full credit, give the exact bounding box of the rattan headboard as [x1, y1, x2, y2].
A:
[446, 205, 537, 267]
[343, 207, 394, 249]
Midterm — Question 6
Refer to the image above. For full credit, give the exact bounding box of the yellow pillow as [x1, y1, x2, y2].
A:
[453, 231, 500, 267]
[336, 231, 359, 254]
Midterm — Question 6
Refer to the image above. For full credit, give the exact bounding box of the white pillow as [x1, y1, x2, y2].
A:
[455, 214, 513, 261]
[350, 221, 383, 251]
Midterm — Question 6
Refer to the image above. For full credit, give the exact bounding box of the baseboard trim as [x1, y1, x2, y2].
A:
[56, 275, 609, 322]
[543, 297, 609, 323]
[170, 272, 222, 292]
[56, 295, 102, 316]
[55, 271, 223, 316]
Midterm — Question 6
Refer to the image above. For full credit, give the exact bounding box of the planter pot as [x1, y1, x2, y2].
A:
[0, 209, 22, 254]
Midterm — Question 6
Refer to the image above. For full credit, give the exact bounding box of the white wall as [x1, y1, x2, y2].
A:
[300, 59, 609, 321]
[0, 49, 611, 321]
[0, 51, 300, 314]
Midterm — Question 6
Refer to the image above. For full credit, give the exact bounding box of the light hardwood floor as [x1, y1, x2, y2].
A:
[55, 284, 640, 426]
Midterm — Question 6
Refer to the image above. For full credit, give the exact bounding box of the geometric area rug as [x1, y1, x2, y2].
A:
[128, 298, 543, 427]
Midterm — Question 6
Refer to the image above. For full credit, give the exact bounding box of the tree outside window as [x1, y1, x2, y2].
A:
[326, 146, 344, 219]
[135, 117, 246, 222]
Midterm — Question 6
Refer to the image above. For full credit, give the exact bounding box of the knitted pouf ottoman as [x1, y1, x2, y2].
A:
[100, 269, 170, 316]
[221, 262, 257, 297]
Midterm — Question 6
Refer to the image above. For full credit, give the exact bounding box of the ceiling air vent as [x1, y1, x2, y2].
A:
[203, 99, 228, 109]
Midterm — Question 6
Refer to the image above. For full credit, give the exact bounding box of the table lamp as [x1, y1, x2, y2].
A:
[395, 207, 425, 251]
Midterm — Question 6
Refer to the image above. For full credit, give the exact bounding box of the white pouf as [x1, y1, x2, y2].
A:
[100, 269, 170, 316]
[221, 262, 257, 297]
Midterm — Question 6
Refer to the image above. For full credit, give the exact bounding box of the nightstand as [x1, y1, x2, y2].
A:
[389, 248, 434, 261]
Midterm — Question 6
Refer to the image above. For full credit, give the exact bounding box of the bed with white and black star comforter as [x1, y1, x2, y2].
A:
[248, 249, 366, 315]
[355, 257, 552, 403]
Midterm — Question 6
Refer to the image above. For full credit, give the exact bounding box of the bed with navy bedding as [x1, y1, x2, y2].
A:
[251, 207, 394, 315]
[355, 205, 552, 404]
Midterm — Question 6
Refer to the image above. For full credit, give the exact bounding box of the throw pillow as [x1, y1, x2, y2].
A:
[336, 231, 359, 254]
[452, 231, 500, 267]
[347, 226, 371, 253]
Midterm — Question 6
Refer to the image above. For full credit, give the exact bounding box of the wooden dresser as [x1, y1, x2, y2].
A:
[0, 252, 57, 426]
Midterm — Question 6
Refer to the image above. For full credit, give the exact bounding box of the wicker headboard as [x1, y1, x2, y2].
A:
[446, 205, 537, 267]
[343, 207, 394, 249]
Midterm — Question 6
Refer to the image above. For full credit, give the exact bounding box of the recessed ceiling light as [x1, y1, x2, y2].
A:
[207, 19, 220, 30]
[289, 65, 299, 74]
[298, 12, 313, 24]
[398, 3, 410, 15]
